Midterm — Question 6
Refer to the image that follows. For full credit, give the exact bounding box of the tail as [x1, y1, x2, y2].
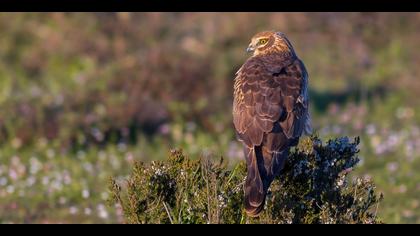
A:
[243, 146, 266, 217]
[243, 146, 288, 217]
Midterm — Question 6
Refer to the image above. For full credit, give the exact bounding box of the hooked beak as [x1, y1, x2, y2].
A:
[246, 44, 255, 53]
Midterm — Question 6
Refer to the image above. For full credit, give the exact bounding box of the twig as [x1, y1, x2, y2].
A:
[163, 201, 174, 224]
[374, 199, 380, 220]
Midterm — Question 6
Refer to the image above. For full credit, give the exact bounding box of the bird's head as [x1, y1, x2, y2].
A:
[246, 31, 295, 56]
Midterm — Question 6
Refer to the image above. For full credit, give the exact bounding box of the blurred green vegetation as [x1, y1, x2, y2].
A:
[0, 13, 419, 223]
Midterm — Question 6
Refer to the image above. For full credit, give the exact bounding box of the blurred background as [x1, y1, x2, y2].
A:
[0, 12, 419, 223]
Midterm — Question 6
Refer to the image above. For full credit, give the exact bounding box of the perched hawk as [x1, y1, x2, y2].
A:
[233, 31, 311, 217]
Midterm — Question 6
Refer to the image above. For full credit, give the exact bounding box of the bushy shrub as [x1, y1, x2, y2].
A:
[108, 136, 383, 224]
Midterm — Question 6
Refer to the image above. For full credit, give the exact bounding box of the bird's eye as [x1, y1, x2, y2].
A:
[259, 39, 268, 45]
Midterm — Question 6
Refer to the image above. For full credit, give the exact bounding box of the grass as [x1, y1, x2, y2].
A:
[1, 120, 420, 223]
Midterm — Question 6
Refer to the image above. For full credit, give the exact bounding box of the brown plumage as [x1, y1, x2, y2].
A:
[233, 31, 311, 217]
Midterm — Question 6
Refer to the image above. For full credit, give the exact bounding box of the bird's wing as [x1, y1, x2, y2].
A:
[275, 58, 309, 140]
[233, 55, 308, 148]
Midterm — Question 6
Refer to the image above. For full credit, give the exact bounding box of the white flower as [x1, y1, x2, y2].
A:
[84, 208, 92, 216]
[9, 169, 18, 180]
[26, 176, 36, 187]
[29, 157, 42, 175]
[97, 204, 109, 219]
[6, 185, 14, 194]
[59, 197, 67, 205]
[0, 177, 8, 186]
[336, 178, 344, 187]
[82, 189, 90, 199]
[69, 206, 78, 215]
[386, 162, 399, 173]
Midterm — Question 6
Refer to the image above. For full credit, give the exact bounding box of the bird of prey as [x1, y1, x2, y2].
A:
[233, 31, 311, 217]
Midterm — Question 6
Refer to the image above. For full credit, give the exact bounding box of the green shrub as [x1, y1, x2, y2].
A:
[108, 136, 383, 224]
